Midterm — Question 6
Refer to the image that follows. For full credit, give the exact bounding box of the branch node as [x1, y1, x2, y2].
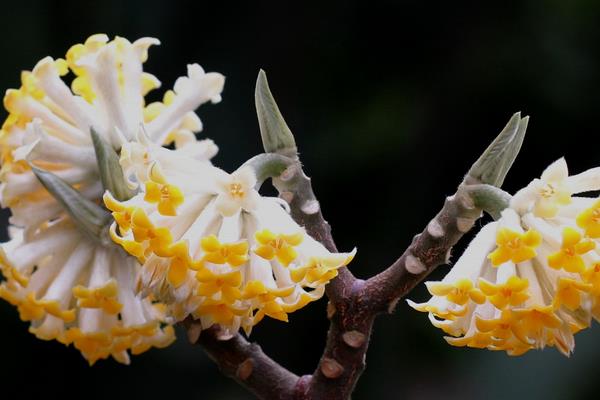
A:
[321, 357, 345, 379]
[342, 330, 367, 348]
[456, 216, 476, 233]
[405, 253, 426, 274]
[301, 199, 320, 215]
[236, 358, 255, 381]
[457, 191, 476, 209]
[426, 219, 445, 238]
[280, 190, 294, 204]
[280, 164, 298, 181]
[295, 375, 312, 397]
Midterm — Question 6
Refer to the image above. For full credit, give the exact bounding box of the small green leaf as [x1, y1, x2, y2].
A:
[91, 128, 135, 201]
[468, 112, 529, 187]
[32, 166, 112, 246]
[255, 70, 298, 157]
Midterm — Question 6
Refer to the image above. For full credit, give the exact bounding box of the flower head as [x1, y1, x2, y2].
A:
[0, 221, 175, 365]
[105, 148, 355, 337]
[0, 34, 225, 364]
[409, 159, 600, 356]
[0, 34, 224, 229]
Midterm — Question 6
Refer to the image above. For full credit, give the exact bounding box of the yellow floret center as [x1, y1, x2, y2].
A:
[488, 228, 542, 266]
[229, 182, 245, 198]
[254, 229, 304, 267]
[548, 227, 595, 273]
[576, 199, 600, 238]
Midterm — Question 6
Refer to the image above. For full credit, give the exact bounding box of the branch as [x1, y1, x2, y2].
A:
[362, 182, 483, 312]
[273, 161, 367, 399]
[272, 162, 356, 304]
[362, 113, 528, 312]
[188, 71, 529, 400]
[185, 321, 303, 400]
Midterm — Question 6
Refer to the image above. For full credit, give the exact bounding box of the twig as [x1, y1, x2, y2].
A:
[185, 322, 301, 400]
[361, 181, 483, 313]
[186, 73, 527, 399]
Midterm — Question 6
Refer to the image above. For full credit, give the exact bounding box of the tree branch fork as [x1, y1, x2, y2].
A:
[184, 170, 501, 399]
[183, 74, 528, 399]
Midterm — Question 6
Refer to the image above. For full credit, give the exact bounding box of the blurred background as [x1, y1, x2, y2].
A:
[1, 1, 600, 399]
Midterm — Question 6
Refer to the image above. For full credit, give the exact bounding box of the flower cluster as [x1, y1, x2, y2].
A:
[409, 158, 600, 355]
[105, 141, 356, 337]
[0, 34, 224, 364]
[0, 34, 355, 364]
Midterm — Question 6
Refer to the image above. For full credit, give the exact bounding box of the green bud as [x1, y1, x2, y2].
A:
[255, 70, 298, 157]
[467, 112, 529, 187]
[32, 166, 112, 246]
[91, 128, 135, 201]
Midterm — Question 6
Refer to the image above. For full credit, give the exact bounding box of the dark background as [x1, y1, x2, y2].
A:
[1, 1, 600, 399]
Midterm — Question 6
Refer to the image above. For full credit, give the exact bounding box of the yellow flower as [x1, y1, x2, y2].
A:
[488, 228, 542, 266]
[144, 180, 184, 217]
[254, 229, 303, 267]
[106, 151, 356, 335]
[72, 279, 123, 315]
[0, 223, 175, 365]
[409, 194, 600, 357]
[426, 279, 485, 306]
[576, 199, 600, 238]
[547, 227, 595, 273]
[478, 276, 529, 309]
[242, 280, 296, 323]
[200, 235, 249, 267]
[553, 278, 592, 311]
[195, 268, 243, 303]
[0, 33, 225, 364]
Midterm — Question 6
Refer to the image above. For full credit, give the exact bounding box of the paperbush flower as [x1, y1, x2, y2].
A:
[0, 33, 223, 229]
[105, 144, 356, 337]
[0, 34, 224, 363]
[0, 222, 174, 364]
[409, 158, 600, 355]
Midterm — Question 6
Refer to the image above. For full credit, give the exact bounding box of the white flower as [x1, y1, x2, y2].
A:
[0, 34, 224, 363]
[0, 34, 224, 229]
[511, 157, 600, 218]
[215, 166, 261, 217]
[105, 148, 356, 337]
[409, 159, 600, 356]
[119, 130, 219, 190]
[0, 220, 175, 365]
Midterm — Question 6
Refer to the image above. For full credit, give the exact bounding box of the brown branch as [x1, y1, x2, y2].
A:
[186, 170, 485, 400]
[362, 180, 483, 313]
[185, 321, 302, 400]
[186, 105, 525, 398]
[274, 164, 356, 305]
[275, 163, 375, 399]
[295, 176, 484, 399]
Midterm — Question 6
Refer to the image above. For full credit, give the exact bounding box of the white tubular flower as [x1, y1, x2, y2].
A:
[511, 157, 600, 218]
[0, 33, 224, 229]
[409, 158, 600, 356]
[0, 219, 175, 365]
[0, 34, 224, 364]
[104, 151, 356, 337]
[119, 131, 219, 190]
